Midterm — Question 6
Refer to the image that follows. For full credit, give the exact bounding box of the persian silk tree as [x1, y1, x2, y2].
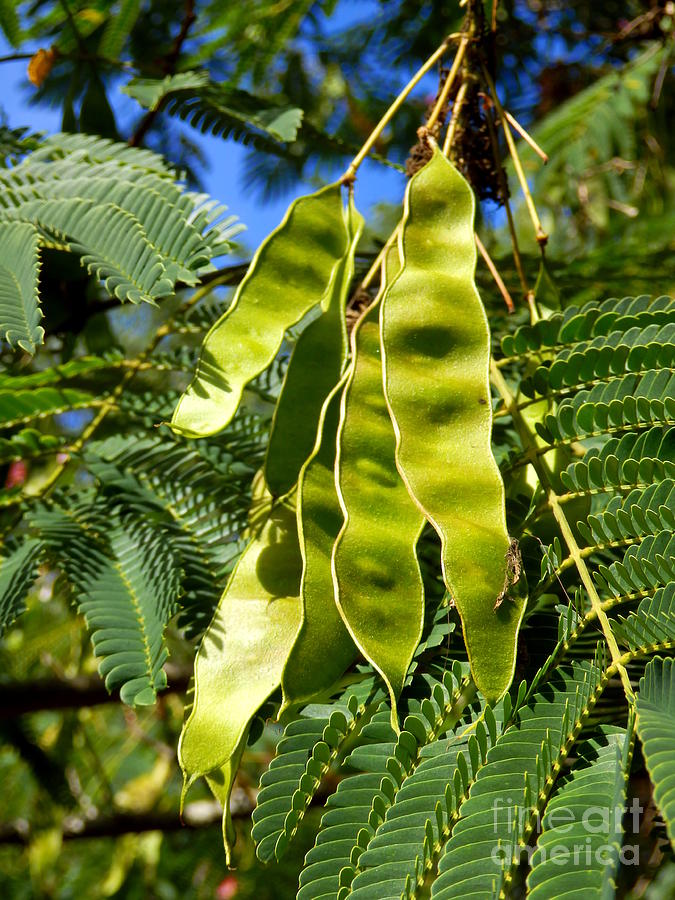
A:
[170, 17, 675, 900]
[0, 1, 673, 898]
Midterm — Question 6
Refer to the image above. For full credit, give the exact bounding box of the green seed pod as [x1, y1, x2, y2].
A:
[172, 183, 349, 438]
[178, 494, 302, 800]
[380, 144, 527, 702]
[204, 734, 248, 865]
[333, 248, 426, 730]
[264, 196, 364, 496]
[281, 377, 358, 710]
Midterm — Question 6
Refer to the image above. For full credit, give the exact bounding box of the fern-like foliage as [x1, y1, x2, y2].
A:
[636, 657, 675, 845]
[0, 318, 267, 702]
[0, 141, 268, 705]
[30, 500, 181, 705]
[123, 72, 304, 149]
[0, 537, 43, 633]
[517, 46, 669, 234]
[228, 290, 675, 896]
[0, 133, 242, 353]
[526, 725, 633, 898]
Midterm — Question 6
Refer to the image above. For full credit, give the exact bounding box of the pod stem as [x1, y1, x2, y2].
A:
[481, 87, 534, 312]
[475, 233, 514, 313]
[482, 64, 548, 248]
[342, 35, 458, 182]
[426, 36, 469, 130]
[442, 80, 469, 155]
[504, 109, 548, 163]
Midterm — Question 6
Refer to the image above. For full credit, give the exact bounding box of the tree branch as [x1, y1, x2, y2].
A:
[0, 800, 242, 845]
[128, 0, 197, 147]
[0, 665, 191, 718]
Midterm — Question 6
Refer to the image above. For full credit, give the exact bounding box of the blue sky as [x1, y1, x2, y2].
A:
[0, 7, 422, 253]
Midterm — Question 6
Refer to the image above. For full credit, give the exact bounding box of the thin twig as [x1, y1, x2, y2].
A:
[128, 0, 196, 147]
[504, 109, 548, 162]
[0, 667, 192, 718]
[0, 803, 236, 844]
[342, 36, 456, 181]
[0, 53, 34, 63]
[475, 233, 514, 312]
[426, 37, 469, 130]
[482, 64, 548, 246]
[651, 42, 672, 108]
[482, 91, 532, 306]
[57, 0, 87, 54]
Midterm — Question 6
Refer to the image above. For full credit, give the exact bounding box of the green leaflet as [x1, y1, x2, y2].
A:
[264, 195, 364, 496]
[0, 538, 43, 634]
[333, 259, 426, 730]
[636, 656, 675, 847]
[281, 379, 358, 710]
[252, 688, 372, 863]
[0, 221, 42, 354]
[171, 183, 349, 438]
[98, 0, 142, 59]
[526, 726, 632, 898]
[123, 73, 304, 146]
[381, 144, 527, 702]
[178, 497, 302, 779]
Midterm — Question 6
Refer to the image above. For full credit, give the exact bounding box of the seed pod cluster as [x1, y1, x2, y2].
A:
[173, 144, 526, 855]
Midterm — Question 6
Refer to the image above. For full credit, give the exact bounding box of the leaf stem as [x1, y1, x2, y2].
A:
[489, 359, 635, 701]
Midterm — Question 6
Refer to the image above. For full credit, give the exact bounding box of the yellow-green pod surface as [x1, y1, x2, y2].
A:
[281, 379, 358, 710]
[264, 198, 364, 496]
[178, 499, 302, 782]
[380, 145, 527, 702]
[204, 734, 248, 865]
[332, 263, 426, 730]
[172, 183, 349, 438]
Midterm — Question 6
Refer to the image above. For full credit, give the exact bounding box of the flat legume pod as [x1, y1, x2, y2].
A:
[281, 377, 358, 709]
[380, 144, 527, 702]
[333, 254, 426, 729]
[204, 735, 248, 864]
[179, 497, 302, 781]
[172, 183, 348, 438]
[264, 197, 363, 496]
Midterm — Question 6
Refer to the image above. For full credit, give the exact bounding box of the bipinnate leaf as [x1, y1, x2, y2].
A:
[0, 221, 43, 353]
[636, 656, 675, 848]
